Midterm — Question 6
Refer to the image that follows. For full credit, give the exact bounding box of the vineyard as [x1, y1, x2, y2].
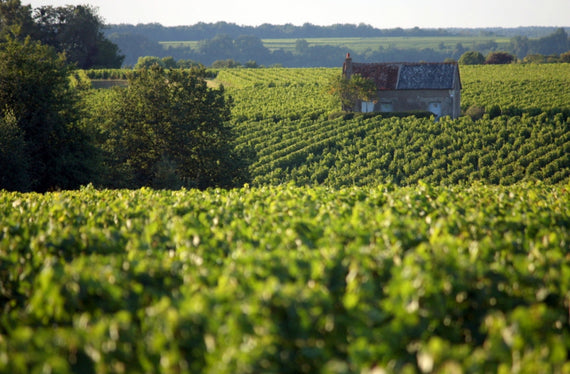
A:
[1, 64, 570, 373]
[1, 184, 569, 373]
[217, 64, 570, 187]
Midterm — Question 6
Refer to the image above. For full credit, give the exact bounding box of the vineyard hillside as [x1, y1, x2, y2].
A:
[2, 64, 570, 373]
[219, 64, 570, 187]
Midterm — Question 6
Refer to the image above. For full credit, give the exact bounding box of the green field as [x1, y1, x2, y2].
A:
[2, 63, 570, 373]
[2, 183, 569, 373]
[261, 36, 511, 53]
[217, 64, 570, 187]
[160, 36, 511, 53]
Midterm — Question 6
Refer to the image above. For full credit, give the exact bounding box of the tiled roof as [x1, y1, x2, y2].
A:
[397, 63, 457, 89]
[349, 62, 459, 91]
[352, 63, 399, 90]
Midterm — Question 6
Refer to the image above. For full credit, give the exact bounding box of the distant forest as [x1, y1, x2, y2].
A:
[105, 23, 570, 67]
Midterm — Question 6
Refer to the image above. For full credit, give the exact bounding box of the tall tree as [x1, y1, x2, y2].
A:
[531, 28, 570, 55]
[0, 0, 35, 40]
[93, 65, 250, 189]
[510, 36, 530, 59]
[33, 4, 123, 68]
[0, 109, 30, 191]
[0, 36, 98, 191]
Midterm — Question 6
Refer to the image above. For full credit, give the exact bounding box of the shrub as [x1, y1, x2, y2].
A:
[465, 105, 485, 120]
[487, 104, 502, 119]
[458, 51, 485, 65]
[485, 52, 516, 64]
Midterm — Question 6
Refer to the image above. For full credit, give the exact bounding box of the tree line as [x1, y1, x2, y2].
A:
[0, 0, 250, 192]
[108, 22, 457, 42]
[110, 27, 570, 68]
[0, 0, 123, 68]
[107, 22, 567, 42]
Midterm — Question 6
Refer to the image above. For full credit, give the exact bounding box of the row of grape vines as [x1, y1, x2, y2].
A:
[1, 184, 569, 373]
[220, 64, 570, 187]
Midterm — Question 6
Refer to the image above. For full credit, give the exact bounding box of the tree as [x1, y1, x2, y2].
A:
[0, 109, 30, 191]
[0, 36, 98, 191]
[510, 36, 529, 59]
[234, 35, 269, 62]
[458, 51, 485, 65]
[0, 0, 36, 40]
[328, 74, 377, 112]
[295, 39, 310, 54]
[134, 56, 165, 69]
[485, 51, 516, 64]
[107, 32, 164, 67]
[212, 59, 241, 68]
[560, 51, 570, 63]
[523, 54, 547, 63]
[32, 5, 123, 68]
[198, 34, 237, 63]
[94, 65, 250, 189]
[531, 28, 570, 56]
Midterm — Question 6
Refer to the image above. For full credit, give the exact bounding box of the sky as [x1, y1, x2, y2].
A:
[25, 0, 570, 29]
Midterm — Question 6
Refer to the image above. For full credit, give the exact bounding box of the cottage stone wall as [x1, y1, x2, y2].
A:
[371, 89, 458, 118]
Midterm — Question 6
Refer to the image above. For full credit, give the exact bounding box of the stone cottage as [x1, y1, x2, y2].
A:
[342, 54, 461, 118]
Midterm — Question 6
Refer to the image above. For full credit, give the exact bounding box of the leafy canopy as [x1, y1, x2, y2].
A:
[328, 74, 377, 111]
[0, 35, 97, 191]
[92, 65, 250, 189]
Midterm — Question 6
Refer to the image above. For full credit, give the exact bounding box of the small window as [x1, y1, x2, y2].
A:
[361, 101, 374, 113]
[379, 103, 393, 112]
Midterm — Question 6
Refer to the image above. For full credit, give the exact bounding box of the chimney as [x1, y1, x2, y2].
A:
[343, 53, 353, 79]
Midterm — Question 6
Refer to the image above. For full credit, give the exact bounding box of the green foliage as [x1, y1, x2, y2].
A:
[219, 65, 570, 187]
[1, 183, 569, 372]
[485, 51, 516, 64]
[1, 1, 124, 68]
[458, 51, 485, 65]
[32, 4, 123, 68]
[328, 74, 377, 111]
[88, 65, 249, 189]
[0, 0, 36, 41]
[465, 105, 485, 120]
[212, 58, 241, 68]
[0, 110, 30, 190]
[460, 64, 570, 111]
[132, 56, 203, 70]
[84, 68, 123, 79]
[0, 36, 98, 191]
[134, 56, 165, 69]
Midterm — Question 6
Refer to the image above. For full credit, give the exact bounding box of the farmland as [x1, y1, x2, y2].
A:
[160, 36, 511, 54]
[2, 183, 569, 373]
[2, 63, 570, 373]
[219, 64, 570, 187]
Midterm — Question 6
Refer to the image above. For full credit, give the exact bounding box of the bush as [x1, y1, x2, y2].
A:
[465, 105, 485, 120]
[487, 104, 502, 119]
[485, 52, 516, 64]
[134, 56, 165, 69]
[211, 59, 241, 68]
[458, 51, 485, 65]
[523, 54, 547, 64]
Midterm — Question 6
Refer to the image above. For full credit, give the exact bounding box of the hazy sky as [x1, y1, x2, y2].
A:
[25, 0, 569, 28]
